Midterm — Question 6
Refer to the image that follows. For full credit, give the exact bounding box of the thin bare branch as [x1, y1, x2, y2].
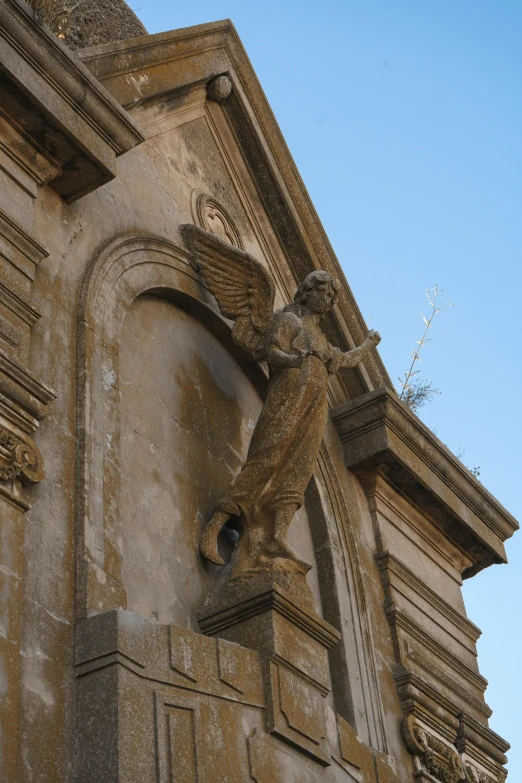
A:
[399, 284, 452, 408]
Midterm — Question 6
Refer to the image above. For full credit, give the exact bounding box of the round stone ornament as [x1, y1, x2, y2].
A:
[207, 75, 233, 102]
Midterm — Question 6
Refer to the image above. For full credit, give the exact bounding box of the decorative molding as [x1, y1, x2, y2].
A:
[191, 190, 244, 249]
[403, 716, 465, 783]
[0, 114, 60, 198]
[0, 206, 48, 282]
[402, 641, 491, 719]
[376, 551, 482, 644]
[456, 713, 509, 768]
[358, 454, 505, 774]
[0, 424, 43, 483]
[0, 314, 21, 347]
[0, 348, 56, 421]
[0, 281, 41, 328]
[387, 607, 489, 698]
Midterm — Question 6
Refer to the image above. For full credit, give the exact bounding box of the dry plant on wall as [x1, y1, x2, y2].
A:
[398, 284, 452, 415]
[30, 0, 93, 43]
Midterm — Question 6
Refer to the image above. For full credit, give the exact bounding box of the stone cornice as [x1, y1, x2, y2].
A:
[332, 388, 518, 577]
[0, 0, 144, 202]
[76, 20, 392, 399]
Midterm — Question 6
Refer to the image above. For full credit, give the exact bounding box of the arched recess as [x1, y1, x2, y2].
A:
[75, 233, 270, 622]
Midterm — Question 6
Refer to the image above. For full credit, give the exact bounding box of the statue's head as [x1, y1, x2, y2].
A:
[293, 270, 340, 315]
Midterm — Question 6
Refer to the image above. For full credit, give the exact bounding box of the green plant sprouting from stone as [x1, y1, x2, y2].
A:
[398, 285, 452, 414]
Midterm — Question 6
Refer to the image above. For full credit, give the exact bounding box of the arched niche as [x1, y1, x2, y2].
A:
[76, 234, 324, 627]
[76, 234, 263, 622]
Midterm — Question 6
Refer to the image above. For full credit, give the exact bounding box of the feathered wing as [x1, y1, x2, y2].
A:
[181, 224, 276, 361]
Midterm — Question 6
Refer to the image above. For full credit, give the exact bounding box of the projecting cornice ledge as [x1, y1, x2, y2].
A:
[0, 0, 144, 202]
[331, 388, 518, 577]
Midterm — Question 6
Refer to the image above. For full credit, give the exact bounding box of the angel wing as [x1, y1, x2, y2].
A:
[181, 224, 276, 361]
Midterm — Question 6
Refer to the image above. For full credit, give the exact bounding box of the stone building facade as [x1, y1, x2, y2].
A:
[0, 2, 517, 781]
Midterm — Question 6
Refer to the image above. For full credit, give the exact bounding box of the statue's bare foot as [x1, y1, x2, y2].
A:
[199, 511, 229, 566]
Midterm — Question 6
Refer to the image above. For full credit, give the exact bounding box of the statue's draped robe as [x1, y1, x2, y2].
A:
[218, 308, 342, 525]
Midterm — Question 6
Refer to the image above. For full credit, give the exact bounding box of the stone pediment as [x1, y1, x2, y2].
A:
[76, 20, 391, 402]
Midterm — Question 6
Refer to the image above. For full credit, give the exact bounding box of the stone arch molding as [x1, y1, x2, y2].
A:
[76, 232, 254, 619]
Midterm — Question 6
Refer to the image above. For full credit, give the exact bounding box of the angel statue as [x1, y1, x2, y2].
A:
[181, 224, 381, 579]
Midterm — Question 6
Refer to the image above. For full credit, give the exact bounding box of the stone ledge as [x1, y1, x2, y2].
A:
[0, 0, 144, 202]
[331, 388, 518, 577]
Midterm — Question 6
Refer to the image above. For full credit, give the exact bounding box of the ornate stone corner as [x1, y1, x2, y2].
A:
[402, 715, 465, 783]
[0, 348, 56, 423]
[0, 425, 44, 484]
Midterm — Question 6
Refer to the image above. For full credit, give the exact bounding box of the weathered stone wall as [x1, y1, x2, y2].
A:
[0, 3, 516, 782]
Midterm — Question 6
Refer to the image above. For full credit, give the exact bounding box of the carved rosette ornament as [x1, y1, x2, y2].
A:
[403, 716, 465, 783]
[0, 425, 44, 484]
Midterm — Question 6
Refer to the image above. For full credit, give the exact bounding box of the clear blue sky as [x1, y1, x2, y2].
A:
[137, 1, 521, 775]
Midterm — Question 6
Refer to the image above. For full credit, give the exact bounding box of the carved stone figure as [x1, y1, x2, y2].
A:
[182, 224, 381, 578]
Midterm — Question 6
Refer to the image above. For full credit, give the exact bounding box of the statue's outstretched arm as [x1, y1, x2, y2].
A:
[331, 329, 381, 371]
